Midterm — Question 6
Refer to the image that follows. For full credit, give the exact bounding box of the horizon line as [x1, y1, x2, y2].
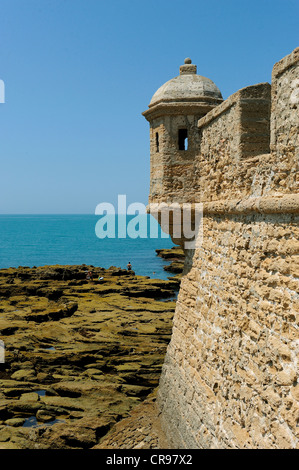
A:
[0, 213, 156, 216]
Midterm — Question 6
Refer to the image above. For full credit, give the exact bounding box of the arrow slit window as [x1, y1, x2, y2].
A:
[178, 129, 188, 150]
[155, 132, 159, 152]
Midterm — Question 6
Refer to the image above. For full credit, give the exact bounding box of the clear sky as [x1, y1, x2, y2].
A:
[0, 0, 298, 214]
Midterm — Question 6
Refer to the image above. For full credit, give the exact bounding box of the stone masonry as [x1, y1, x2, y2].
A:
[143, 48, 299, 448]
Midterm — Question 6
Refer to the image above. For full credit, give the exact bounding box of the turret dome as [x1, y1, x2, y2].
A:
[149, 58, 223, 106]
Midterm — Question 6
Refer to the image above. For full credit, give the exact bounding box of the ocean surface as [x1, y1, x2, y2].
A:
[0, 214, 175, 280]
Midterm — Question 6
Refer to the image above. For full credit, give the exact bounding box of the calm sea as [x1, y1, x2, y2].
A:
[0, 214, 175, 280]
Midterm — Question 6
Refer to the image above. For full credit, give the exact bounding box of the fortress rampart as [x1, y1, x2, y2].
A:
[143, 48, 299, 448]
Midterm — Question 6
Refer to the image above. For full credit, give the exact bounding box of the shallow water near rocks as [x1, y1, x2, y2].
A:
[22, 416, 65, 428]
[158, 296, 177, 302]
[0, 214, 175, 280]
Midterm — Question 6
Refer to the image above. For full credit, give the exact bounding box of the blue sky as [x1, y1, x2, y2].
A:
[0, 0, 298, 214]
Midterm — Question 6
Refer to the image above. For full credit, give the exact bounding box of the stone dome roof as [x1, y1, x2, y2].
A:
[149, 58, 223, 106]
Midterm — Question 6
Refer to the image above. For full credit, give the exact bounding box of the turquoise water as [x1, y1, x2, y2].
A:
[0, 214, 174, 279]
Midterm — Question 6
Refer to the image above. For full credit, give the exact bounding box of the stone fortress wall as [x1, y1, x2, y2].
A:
[145, 47, 299, 448]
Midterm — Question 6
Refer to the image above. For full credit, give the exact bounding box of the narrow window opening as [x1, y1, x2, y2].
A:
[178, 129, 188, 150]
[155, 132, 159, 152]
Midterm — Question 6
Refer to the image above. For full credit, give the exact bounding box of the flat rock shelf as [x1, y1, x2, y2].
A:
[0, 253, 184, 449]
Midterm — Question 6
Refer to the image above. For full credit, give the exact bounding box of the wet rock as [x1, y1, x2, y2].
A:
[36, 409, 56, 423]
[36, 372, 52, 383]
[11, 370, 36, 381]
[156, 246, 185, 277]
[19, 392, 40, 403]
[8, 401, 41, 415]
[3, 387, 34, 398]
[5, 418, 26, 427]
[0, 428, 11, 442]
[156, 246, 185, 260]
[37, 423, 97, 449]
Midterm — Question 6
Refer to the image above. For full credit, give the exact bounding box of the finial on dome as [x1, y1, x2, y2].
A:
[180, 58, 197, 75]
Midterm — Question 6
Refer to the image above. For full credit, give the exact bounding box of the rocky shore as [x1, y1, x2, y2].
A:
[155, 247, 185, 274]
[0, 247, 184, 449]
